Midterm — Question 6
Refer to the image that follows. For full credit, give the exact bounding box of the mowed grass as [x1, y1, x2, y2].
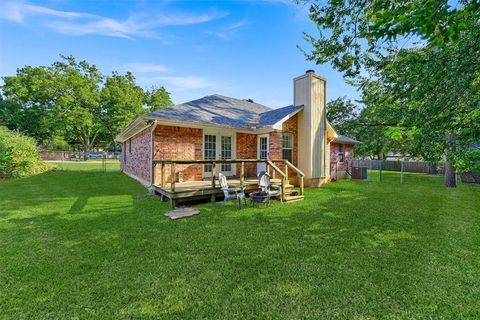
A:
[0, 168, 479, 319]
[45, 160, 120, 171]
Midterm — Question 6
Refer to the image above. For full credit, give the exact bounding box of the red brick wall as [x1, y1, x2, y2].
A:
[153, 125, 203, 182]
[121, 127, 152, 184]
[269, 114, 298, 172]
[330, 142, 354, 175]
[236, 132, 257, 177]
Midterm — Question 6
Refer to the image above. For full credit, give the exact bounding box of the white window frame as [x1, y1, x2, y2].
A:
[203, 129, 236, 178]
[282, 132, 293, 163]
[257, 134, 269, 175]
[338, 144, 344, 163]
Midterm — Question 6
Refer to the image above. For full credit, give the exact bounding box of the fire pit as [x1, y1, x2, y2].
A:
[249, 191, 270, 207]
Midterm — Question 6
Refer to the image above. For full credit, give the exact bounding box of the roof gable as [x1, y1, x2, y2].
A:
[258, 105, 303, 127]
[147, 94, 272, 129]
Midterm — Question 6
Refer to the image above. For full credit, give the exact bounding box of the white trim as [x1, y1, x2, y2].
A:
[115, 116, 150, 143]
[116, 115, 274, 143]
[257, 134, 269, 175]
[149, 121, 157, 186]
[143, 117, 271, 134]
[202, 128, 237, 178]
[271, 106, 303, 130]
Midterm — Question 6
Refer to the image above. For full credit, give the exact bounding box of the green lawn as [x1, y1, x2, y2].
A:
[0, 168, 479, 319]
[45, 160, 120, 171]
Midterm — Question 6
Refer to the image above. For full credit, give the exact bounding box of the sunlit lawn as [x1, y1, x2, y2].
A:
[45, 160, 120, 171]
[0, 167, 479, 319]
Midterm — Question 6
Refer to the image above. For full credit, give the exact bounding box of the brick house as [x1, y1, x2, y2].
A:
[116, 70, 359, 191]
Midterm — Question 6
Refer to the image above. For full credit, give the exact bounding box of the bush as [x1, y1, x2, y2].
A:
[0, 127, 47, 178]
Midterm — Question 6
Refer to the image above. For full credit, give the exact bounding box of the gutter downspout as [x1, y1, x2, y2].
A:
[149, 120, 158, 189]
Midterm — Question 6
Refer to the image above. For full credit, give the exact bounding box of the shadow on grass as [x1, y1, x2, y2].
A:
[0, 170, 479, 318]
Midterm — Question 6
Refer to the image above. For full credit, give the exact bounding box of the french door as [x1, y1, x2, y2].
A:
[257, 134, 269, 175]
[203, 132, 235, 177]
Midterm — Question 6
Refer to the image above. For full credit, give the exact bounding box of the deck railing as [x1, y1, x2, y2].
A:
[152, 159, 304, 200]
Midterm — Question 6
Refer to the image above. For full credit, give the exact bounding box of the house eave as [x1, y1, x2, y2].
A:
[271, 106, 304, 130]
[116, 115, 275, 142]
[115, 116, 151, 143]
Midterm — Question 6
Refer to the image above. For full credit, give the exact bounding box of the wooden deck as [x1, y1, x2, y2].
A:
[151, 159, 305, 207]
[152, 177, 284, 207]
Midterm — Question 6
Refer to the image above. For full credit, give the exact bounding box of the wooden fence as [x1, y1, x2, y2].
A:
[353, 160, 444, 174]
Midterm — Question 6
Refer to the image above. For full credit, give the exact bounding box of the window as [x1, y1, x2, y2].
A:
[282, 133, 293, 163]
[259, 136, 268, 160]
[204, 133, 235, 175]
[204, 135, 216, 172]
[338, 144, 344, 163]
[221, 136, 232, 172]
[128, 139, 132, 153]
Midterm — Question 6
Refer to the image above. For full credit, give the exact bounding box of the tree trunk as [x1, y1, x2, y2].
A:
[428, 161, 438, 174]
[444, 133, 457, 188]
[83, 149, 89, 161]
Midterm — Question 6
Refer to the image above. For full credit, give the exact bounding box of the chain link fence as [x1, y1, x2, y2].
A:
[40, 150, 121, 172]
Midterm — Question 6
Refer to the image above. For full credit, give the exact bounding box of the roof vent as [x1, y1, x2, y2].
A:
[305, 69, 315, 74]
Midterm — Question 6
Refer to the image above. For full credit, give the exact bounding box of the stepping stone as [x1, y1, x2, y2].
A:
[164, 208, 200, 220]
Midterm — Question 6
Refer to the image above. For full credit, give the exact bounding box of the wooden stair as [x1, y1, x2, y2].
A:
[271, 181, 304, 203]
[284, 195, 305, 202]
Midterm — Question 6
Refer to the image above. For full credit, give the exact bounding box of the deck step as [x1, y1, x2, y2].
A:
[283, 195, 304, 202]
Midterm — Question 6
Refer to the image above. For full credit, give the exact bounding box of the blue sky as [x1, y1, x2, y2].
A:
[0, 0, 359, 108]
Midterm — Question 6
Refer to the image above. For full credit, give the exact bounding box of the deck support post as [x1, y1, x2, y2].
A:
[285, 164, 289, 180]
[211, 162, 216, 188]
[161, 163, 165, 187]
[171, 162, 176, 192]
[265, 161, 270, 176]
[300, 176, 304, 195]
[240, 162, 245, 186]
[151, 162, 156, 186]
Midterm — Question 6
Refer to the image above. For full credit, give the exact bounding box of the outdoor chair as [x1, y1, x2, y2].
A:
[258, 172, 283, 202]
[218, 173, 246, 208]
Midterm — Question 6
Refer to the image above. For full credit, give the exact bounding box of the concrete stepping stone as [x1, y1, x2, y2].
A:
[164, 208, 200, 220]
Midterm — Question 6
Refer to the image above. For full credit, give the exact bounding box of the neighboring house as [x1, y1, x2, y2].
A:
[116, 70, 360, 192]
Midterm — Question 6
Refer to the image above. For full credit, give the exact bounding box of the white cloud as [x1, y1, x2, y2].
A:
[122, 63, 170, 73]
[0, 1, 229, 39]
[205, 20, 249, 39]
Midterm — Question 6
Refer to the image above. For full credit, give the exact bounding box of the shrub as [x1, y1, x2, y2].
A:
[0, 127, 47, 178]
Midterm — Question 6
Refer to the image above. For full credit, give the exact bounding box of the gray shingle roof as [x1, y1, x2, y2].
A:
[258, 105, 303, 126]
[332, 135, 361, 144]
[147, 94, 273, 129]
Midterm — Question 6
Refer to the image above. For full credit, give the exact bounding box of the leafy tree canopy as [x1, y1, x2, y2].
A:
[0, 55, 173, 154]
[300, 0, 480, 187]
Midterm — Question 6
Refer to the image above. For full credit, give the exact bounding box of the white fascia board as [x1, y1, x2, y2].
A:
[271, 106, 304, 130]
[141, 116, 273, 134]
[115, 116, 150, 142]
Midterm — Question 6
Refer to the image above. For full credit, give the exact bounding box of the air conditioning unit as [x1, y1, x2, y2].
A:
[352, 166, 368, 180]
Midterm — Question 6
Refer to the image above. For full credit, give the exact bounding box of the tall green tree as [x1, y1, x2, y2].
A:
[326, 96, 358, 136]
[100, 72, 147, 149]
[53, 56, 103, 159]
[299, 0, 480, 187]
[1, 65, 61, 143]
[144, 86, 173, 112]
[1, 55, 173, 155]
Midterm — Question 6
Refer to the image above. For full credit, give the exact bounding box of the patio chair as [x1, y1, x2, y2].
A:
[258, 172, 283, 202]
[218, 173, 246, 208]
